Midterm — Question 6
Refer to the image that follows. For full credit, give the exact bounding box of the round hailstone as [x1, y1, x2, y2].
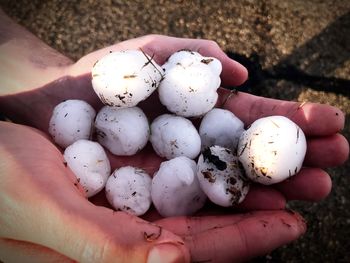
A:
[49, 100, 96, 148]
[95, 106, 149, 156]
[199, 108, 244, 151]
[197, 146, 250, 207]
[150, 114, 201, 159]
[106, 166, 152, 216]
[151, 156, 207, 217]
[91, 50, 164, 108]
[158, 50, 222, 117]
[238, 115, 307, 185]
[63, 139, 111, 198]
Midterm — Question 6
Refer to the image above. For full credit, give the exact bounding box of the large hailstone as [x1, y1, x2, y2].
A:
[106, 166, 152, 216]
[151, 156, 207, 217]
[49, 100, 96, 148]
[95, 106, 149, 156]
[238, 115, 307, 185]
[199, 108, 244, 151]
[197, 146, 250, 207]
[91, 50, 164, 108]
[150, 114, 201, 159]
[63, 140, 111, 197]
[158, 50, 222, 117]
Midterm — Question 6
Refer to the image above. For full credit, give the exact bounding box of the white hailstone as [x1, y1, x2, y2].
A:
[49, 100, 96, 148]
[151, 156, 207, 217]
[199, 108, 244, 151]
[91, 50, 164, 108]
[197, 146, 250, 207]
[106, 166, 152, 216]
[95, 106, 149, 156]
[158, 50, 222, 117]
[238, 115, 307, 185]
[63, 140, 111, 198]
[150, 114, 201, 159]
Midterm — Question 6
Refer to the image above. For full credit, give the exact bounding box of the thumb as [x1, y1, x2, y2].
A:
[2, 167, 189, 263]
[47, 202, 190, 263]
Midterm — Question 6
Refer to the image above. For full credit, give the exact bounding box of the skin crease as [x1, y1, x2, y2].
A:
[0, 11, 349, 263]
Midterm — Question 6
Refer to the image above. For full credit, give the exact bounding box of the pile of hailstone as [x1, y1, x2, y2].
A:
[49, 49, 307, 217]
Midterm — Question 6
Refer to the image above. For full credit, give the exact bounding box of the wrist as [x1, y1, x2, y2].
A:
[0, 9, 73, 96]
[0, 44, 72, 96]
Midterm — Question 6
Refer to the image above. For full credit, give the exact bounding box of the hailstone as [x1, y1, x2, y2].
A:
[238, 115, 307, 185]
[91, 50, 164, 108]
[199, 108, 244, 151]
[106, 166, 152, 216]
[150, 114, 201, 159]
[49, 100, 96, 148]
[197, 146, 250, 207]
[158, 50, 222, 117]
[151, 156, 207, 217]
[95, 106, 149, 156]
[63, 139, 111, 197]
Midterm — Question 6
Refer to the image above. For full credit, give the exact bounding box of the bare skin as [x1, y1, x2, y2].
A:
[0, 10, 349, 263]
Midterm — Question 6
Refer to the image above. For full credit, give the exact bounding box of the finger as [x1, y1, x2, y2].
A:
[74, 35, 248, 87]
[304, 134, 349, 168]
[218, 89, 345, 136]
[193, 40, 248, 86]
[156, 210, 302, 238]
[106, 143, 164, 174]
[198, 186, 286, 214]
[156, 214, 247, 237]
[275, 168, 332, 201]
[146, 185, 286, 227]
[0, 122, 190, 263]
[237, 185, 286, 210]
[182, 210, 306, 263]
[136, 35, 248, 86]
[0, 238, 73, 263]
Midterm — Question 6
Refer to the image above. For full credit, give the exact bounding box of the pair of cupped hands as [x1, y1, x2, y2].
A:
[0, 35, 348, 263]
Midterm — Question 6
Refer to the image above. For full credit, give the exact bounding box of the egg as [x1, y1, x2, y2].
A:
[237, 115, 307, 185]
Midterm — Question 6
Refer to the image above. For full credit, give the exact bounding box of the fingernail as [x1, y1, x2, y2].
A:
[147, 243, 185, 263]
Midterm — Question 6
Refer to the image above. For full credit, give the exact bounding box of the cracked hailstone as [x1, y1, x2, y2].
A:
[151, 156, 207, 217]
[197, 145, 250, 207]
[49, 100, 96, 148]
[199, 108, 244, 151]
[106, 166, 152, 216]
[91, 50, 163, 108]
[150, 114, 201, 159]
[95, 106, 149, 156]
[238, 115, 307, 185]
[158, 50, 222, 117]
[63, 139, 111, 198]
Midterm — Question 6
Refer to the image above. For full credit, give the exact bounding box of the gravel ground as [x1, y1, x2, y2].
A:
[1, 0, 349, 262]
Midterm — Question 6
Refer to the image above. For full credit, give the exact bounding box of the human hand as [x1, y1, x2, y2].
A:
[0, 35, 348, 262]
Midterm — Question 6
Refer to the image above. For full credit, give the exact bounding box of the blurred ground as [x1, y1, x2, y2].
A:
[0, 0, 349, 262]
